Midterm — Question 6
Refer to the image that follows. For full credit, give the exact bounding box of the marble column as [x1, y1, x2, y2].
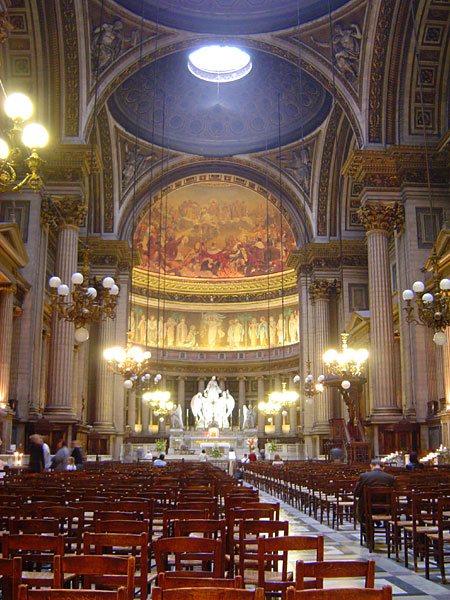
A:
[289, 374, 297, 434]
[309, 279, 339, 433]
[0, 286, 14, 409]
[177, 376, 186, 418]
[274, 376, 283, 435]
[238, 377, 246, 428]
[127, 391, 136, 432]
[142, 402, 150, 435]
[198, 378, 205, 393]
[93, 318, 115, 431]
[257, 376, 265, 434]
[359, 202, 403, 420]
[46, 197, 86, 421]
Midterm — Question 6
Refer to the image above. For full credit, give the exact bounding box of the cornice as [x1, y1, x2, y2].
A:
[287, 240, 367, 275]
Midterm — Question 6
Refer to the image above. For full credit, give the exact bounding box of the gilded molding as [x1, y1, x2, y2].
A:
[317, 106, 342, 236]
[41, 195, 87, 230]
[309, 279, 341, 303]
[357, 201, 404, 234]
[287, 240, 368, 274]
[368, 0, 396, 143]
[61, 0, 79, 137]
[98, 107, 114, 232]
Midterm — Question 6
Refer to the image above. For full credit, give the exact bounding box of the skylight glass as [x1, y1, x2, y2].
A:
[188, 45, 252, 83]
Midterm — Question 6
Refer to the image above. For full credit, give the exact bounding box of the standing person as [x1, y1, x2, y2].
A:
[41, 436, 51, 471]
[71, 440, 84, 470]
[354, 459, 395, 524]
[405, 451, 423, 470]
[248, 450, 257, 462]
[28, 434, 45, 473]
[52, 439, 69, 471]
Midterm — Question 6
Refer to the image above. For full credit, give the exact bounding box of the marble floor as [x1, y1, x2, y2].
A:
[258, 490, 450, 599]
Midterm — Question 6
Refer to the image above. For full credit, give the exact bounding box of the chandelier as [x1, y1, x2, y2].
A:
[143, 389, 173, 416]
[48, 252, 119, 342]
[269, 381, 299, 406]
[323, 333, 368, 387]
[402, 252, 450, 346]
[0, 92, 48, 191]
[258, 396, 282, 416]
[103, 339, 152, 389]
[295, 362, 324, 399]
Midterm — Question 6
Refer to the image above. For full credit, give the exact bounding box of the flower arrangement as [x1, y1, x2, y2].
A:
[247, 438, 256, 452]
[268, 440, 278, 453]
[210, 445, 223, 458]
[155, 438, 167, 453]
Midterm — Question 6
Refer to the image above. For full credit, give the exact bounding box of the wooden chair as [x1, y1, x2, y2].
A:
[83, 531, 149, 600]
[362, 487, 394, 553]
[156, 573, 242, 589]
[295, 560, 376, 590]
[173, 519, 227, 572]
[39, 506, 84, 554]
[18, 584, 127, 600]
[162, 509, 209, 538]
[403, 491, 439, 571]
[2, 533, 65, 588]
[0, 556, 22, 600]
[8, 520, 59, 536]
[53, 554, 135, 600]
[424, 495, 450, 582]
[153, 536, 224, 577]
[286, 587, 392, 600]
[251, 535, 324, 598]
[151, 587, 264, 600]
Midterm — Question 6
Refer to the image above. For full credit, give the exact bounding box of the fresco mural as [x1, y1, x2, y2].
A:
[130, 305, 299, 351]
[134, 183, 297, 279]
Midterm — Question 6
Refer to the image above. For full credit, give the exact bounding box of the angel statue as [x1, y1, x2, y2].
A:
[190, 376, 235, 429]
[242, 404, 257, 430]
[170, 404, 184, 430]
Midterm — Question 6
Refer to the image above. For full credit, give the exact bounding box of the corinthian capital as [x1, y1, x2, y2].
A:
[41, 195, 87, 231]
[357, 201, 404, 234]
[309, 279, 340, 303]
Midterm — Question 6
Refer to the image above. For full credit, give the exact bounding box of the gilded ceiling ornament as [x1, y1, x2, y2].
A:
[309, 279, 341, 303]
[357, 201, 404, 234]
[41, 196, 87, 230]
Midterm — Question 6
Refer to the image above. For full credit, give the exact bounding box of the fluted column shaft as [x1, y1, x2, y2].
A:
[257, 377, 265, 434]
[443, 327, 450, 406]
[142, 402, 150, 434]
[127, 391, 136, 432]
[46, 224, 79, 418]
[313, 297, 332, 426]
[177, 377, 185, 427]
[0, 287, 14, 408]
[289, 375, 297, 434]
[94, 318, 115, 431]
[238, 377, 246, 428]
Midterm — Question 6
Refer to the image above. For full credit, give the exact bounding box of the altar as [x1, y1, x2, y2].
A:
[200, 441, 231, 455]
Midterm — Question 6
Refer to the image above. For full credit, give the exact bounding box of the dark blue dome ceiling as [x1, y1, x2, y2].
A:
[109, 49, 332, 156]
[115, 0, 350, 34]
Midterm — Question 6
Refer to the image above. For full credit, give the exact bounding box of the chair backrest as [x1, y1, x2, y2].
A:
[151, 587, 264, 600]
[162, 509, 208, 537]
[54, 554, 135, 600]
[83, 532, 148, 600]
[0, 556, 22, 600]
[157, 573, 242, 589]
[153, 536, 223, 577]
[9, 519, 59, 536]
[18, 584, 127, 600]
[286, 586, 392, 600]
[2, 534, 64, 568]
[295, 560, 376, 590]
[94, 519, 149, 535]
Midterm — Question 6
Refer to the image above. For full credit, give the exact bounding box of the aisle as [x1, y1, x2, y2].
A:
[258, 490, 450, 599]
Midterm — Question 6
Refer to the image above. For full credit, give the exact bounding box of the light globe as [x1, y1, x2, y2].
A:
[124, 380, 133, 389]
[341, 380, 351, 390]
[74, 327, 89, 343]
[49, 276, 61, 288]
[71, 272, 83, 285]
[4, 93, 33, 121]
[0, 138, 9, 159]
[440, 279, 450, 291]
[402, 289, 414, 301]
[412, 281, 425, 293]
[102, 277, 114, 289]
[22, 123, 49, 148]
[433, 331, 447, 346]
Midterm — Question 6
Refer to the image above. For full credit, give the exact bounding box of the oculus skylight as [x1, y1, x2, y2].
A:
[188, 45, 252, 83]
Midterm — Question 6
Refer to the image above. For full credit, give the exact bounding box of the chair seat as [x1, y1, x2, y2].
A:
[22, 572, 74, 585]
[388, 520, 413, 526]
[404, 525, 439, 533]
[425, 532, 450, 541]
[372, 515, 391, 521]
[243, 569, 293, 584]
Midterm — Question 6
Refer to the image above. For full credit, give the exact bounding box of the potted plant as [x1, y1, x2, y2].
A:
[210, 445, 223, 459]
[155, 438, 167, 454]
[268, 440, 278, 460]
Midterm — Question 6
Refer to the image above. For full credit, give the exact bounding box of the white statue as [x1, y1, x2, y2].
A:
[242, 405, 257, 430]
[190, 376, 235, 429]
[170, 404, 184, 430]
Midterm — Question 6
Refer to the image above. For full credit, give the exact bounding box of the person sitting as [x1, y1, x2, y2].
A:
[406, 451, 423, 470]
[65, 456, 77, 471]
[153, 453, 167, 466]
[354, 458, 395, 525]
[272, 454, 284, 466]
[199, 449, 208, 462]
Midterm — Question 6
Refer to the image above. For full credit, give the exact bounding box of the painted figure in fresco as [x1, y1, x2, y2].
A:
[289, 310, 299, 342]
[130, 309, 136, 341]
[258, 316, 269, 347]
[166, 317, 176, 347]
[249, 317, 258, 347]
[176, 317, 188, 346]
[269, 316, 277, 346]
[184, 325, 197, 348]
[277, 312, 284, 345]
[202, 313, 225, 348]
[157, 317, 164, 345]
[147, 315, 157, 346]
[138, 313, 146, 344]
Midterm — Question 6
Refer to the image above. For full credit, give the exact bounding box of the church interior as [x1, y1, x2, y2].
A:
[1, 1, 450, 597]
[0, 0, 449, 465]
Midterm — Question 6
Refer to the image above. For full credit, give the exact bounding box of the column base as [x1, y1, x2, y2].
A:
[311, 422, 331, 436]
[368, 406, 402, 424]
[43, 406, 77, 422]
[92, 423, 116, 435]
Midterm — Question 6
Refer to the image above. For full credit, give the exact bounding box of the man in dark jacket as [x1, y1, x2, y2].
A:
[354, 459, 395, 523]
[28, 434, 45, 473]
